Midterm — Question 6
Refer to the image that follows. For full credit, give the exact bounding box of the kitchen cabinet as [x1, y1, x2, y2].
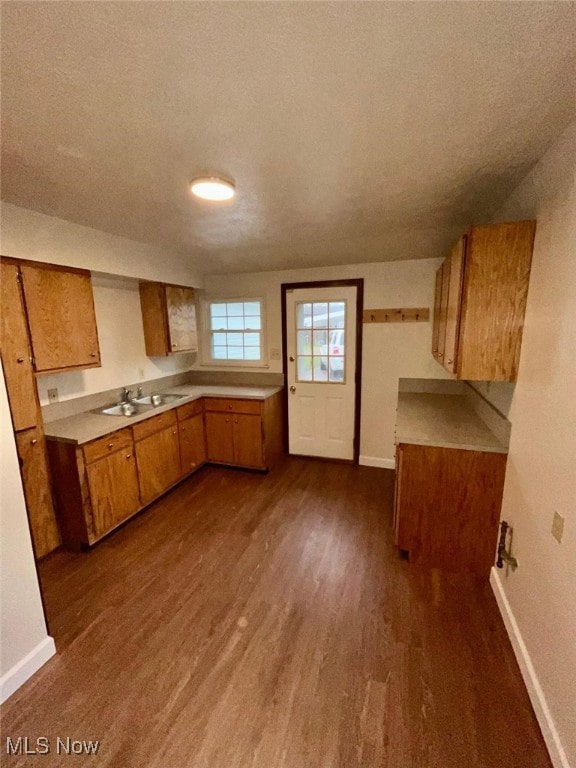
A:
[176, 400, 207, 475]
[432, 220, 535, 381]
[48, 427, 140, 547]
[85, 435, 141, 540]
[139, 282, 198, 356]
[1, 262, 38, 430]
[1, 260, 61, 558]
[15, 427, 61, 558]
[204, 395, 283, 470]
[133, 410, 181, 505]
[47, 390, 283, 549]
[394, 442, 507, 576]
[204, 398, 264, 469]
[19, 262, 101, 373]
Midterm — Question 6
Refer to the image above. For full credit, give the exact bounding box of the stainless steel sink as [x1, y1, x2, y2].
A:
[98, 402, 154, 417]
[133, 393, 185, 406]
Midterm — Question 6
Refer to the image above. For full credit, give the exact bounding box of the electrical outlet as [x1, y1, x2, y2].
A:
[270, 348, 281, 361]
[47, 388, 59, 403]
[552, 511, 565, 544]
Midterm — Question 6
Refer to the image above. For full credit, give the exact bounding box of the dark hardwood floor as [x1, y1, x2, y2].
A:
[1, 458, 551, 767]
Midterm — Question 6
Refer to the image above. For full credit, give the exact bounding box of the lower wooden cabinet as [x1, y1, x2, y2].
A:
[47, 392, 283, 549]
[134, 412, 181, 506]
[178, 410, 207, 475]
[204, 398, 267, 469]
[86, 445, 140, 539]
[394, 442, 507, 576]
[15, 427, 60, 558]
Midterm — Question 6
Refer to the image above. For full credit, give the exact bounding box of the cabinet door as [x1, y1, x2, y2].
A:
[437, 257, 450, 365]
[136, 426, 181, 506]
[165, 286, 197, 353]
[86, 449, 140, 539]
[15, 427, 60, 557]
[232, 413, 264, 468]
[179, 413, 206, 475]
[432, 265, 443, 360]
[458, 221, 536, 381]
[443, 237, 465, 374]
[0, 263, 38, 430]
[205, 412, 235, 464]
[20, 263, 101, 372]
[394, 443, 507, 575]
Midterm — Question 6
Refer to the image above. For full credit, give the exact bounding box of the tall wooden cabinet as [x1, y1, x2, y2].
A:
[432, 220, 536, 381]
[1, 261, 60, 557]
[139, 282, 198, 356]
[1, 256, 102, 557]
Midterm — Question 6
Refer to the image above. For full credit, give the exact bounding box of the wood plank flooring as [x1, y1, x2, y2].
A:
[1, 458, 551, 767]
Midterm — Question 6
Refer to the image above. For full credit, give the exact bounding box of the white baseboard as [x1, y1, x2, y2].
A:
[0, 636, 56, 704]
[359, 455, 395, 470]
[490, 569, 570, 768]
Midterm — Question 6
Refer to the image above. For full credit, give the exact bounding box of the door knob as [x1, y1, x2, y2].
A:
[289, 385, 296, 393]
[289, 356, 295, 362]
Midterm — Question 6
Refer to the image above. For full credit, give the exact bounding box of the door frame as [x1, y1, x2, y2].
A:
[280, 279, 364, 464]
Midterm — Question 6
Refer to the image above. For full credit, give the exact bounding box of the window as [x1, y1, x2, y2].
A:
[204, 299, 265, 365]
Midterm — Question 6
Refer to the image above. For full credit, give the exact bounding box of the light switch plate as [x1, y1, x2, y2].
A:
[47, 388, 59, 403]
[552, 511, 565, 544]
[270, 348, 281, 361]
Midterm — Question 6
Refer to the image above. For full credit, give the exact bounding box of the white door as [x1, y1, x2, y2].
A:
[286, 285, 357, 460]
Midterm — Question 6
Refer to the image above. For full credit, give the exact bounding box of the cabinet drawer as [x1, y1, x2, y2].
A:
[132, 409, 177, 442]
[83, 428, 133, 464]
[203, 397, 262, 415]
[176, 398, 204, 421]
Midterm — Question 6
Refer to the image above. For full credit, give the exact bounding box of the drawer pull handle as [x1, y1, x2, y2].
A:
[30, 438, 38, 446]
[108, 443, 114, 449]
[90, 352, 97, 358]
[126, 453, 132, 460]
[17, 357, 25, 364]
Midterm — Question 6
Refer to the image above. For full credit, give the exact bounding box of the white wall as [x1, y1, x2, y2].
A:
[0, 366, 55, 702]
[0, 204, 202, 405]
[1, 202, 203, 287]
[199, 259, 449, 464]
[489, 123, 576, 768]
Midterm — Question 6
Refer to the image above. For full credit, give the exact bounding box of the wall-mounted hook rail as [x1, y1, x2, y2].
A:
[362, 307, 429, 324]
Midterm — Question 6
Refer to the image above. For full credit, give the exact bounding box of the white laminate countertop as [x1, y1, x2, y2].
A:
[44, 384, 283, 445]
[396, 393, 508, 454]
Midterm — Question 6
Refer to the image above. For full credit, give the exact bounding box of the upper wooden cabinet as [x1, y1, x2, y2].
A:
[432, 220, 536, 381]
[139, 282, 198, 356]
[19, 262, 101, 373]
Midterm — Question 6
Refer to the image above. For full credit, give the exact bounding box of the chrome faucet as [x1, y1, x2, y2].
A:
[136, 385, 143, 398]
[119, 386, 133, 403]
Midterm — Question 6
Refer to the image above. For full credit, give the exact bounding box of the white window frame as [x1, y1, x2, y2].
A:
[200, 296, 268, 368]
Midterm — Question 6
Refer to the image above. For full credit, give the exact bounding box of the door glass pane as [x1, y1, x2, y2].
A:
[312, 330, 327, 354]
[328, 358, 345, 381]
[314, 356, 328, 381]
[297, 303, 312, 330]
[297, 330, 310, 355]
[312, 302, 328, 327]
[297, 356, 312, 381]
[329, 302, 345, 329]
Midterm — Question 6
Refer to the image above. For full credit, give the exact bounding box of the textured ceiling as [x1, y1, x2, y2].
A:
[1, 2, 575, 275]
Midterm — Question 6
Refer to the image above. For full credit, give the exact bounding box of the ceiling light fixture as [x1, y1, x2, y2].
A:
[190, 176, 235, 201]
